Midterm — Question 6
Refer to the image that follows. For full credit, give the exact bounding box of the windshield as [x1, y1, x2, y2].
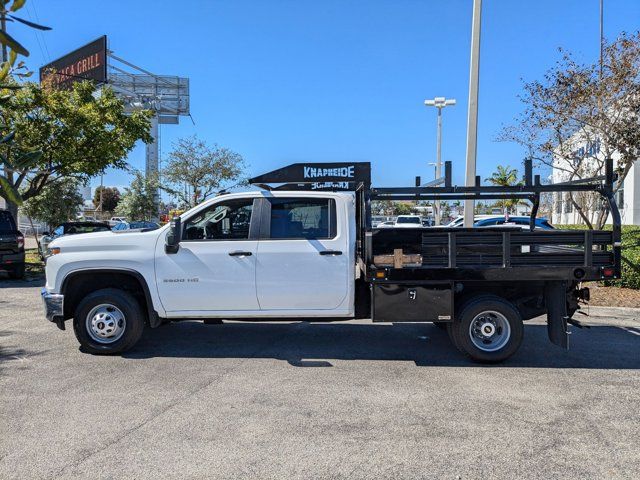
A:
[129, 221, 159, 230]
[64, 224, 110, 234]
[396, 217, 421, 224]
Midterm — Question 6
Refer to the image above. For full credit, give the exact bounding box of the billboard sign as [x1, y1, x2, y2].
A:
[40, 36, 107, 88]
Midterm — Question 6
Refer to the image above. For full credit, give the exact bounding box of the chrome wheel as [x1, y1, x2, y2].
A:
[468, 310, 511, 352]
[86, 304, 126, 344]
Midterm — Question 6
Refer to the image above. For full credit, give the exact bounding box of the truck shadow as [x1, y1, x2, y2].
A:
[123, 321, 640, 369]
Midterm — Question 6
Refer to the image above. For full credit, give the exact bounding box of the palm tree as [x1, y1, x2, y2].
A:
[486, 165, 525, 215]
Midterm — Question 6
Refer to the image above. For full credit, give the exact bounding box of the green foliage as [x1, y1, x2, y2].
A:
[0, 81, 151, 209]
[559, 224, 640, 289]
[486, 165, 527, 214]
[93, 186, 121, 213]
[21, 178, 84, 229]
[0, 0, 51, 84]
[394, 203, 415, 216]
[115, 171, 158, 221]
[372, 200, 420, 216]
[501, 32, 640, 229]
[162, 135, 246, 208]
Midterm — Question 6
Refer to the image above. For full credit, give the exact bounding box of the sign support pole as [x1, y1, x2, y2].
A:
[145, 114, 160, 220]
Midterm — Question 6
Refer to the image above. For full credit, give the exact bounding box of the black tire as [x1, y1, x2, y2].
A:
[448, 295, 523, 363]
[433, 322, 448, 330]
[8, 263, 25, 279]
[73, 288, 145, 354]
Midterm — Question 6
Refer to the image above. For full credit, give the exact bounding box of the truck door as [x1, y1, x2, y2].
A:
[255, 197, 350, 310]
[155, 197, 260, 314]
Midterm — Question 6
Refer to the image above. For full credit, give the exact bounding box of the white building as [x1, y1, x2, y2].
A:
[551, 136, 639, 226]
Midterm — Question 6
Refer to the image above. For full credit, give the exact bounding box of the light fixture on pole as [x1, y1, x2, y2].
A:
[424, 96, 456, 225]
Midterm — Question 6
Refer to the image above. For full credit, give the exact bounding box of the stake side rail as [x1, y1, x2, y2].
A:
[366, 158, 621, 283]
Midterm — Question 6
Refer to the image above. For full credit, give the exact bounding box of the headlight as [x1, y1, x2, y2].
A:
[45, 247, 61, 257]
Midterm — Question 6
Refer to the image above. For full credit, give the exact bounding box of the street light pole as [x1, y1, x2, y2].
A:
[463, 0, 483, 227]
[425, 96, 456, 225]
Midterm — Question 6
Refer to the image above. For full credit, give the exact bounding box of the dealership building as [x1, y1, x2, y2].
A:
[551, 138, 639, 226]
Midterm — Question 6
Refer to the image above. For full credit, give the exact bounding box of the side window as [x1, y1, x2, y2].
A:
[182, 199, 253, 241]
[479, 218, 501, 226]
[269, 198, 335, 239]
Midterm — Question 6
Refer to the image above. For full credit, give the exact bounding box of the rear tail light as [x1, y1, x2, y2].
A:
[17, 233, 24, 250]
[601, 267, 615, 278]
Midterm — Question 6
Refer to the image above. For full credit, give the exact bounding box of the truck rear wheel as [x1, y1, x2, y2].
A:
[73, 288, 145, 354]
[448, 295, 523, 363]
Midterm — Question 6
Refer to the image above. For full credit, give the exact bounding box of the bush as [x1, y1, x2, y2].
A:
[557, 224, 640, 289]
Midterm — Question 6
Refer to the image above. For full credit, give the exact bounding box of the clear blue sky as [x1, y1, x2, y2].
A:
[14, 0, 640, 192]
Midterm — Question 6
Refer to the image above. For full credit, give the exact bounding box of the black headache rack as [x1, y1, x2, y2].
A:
[249, 158, 622, 283]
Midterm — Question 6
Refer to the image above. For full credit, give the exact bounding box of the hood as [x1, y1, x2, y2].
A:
[50, 225, 168, 253]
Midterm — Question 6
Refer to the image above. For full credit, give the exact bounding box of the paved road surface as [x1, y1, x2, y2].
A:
[1, 281, 639, 479]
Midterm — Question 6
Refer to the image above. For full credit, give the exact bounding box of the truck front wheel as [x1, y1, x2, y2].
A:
[73, 288, 145, 354]
[448, 295, 523, 363]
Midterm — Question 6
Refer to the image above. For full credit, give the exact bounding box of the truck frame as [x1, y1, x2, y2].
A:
[42, 158, 621, 362]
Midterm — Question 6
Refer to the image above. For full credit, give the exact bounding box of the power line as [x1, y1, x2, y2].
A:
[28, 0, 51, 62]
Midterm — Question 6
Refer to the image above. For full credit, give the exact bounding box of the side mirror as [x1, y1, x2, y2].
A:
[42, 231, 50, 237]
[165, 217, 181, 254]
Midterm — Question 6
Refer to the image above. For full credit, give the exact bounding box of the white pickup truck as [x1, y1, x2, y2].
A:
[42, 191, 358, 352]
[42, 161, 621, 362]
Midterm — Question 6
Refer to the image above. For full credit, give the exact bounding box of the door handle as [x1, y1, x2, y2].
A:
[319, 250, 342, 256]
[228, 251, 253, 257]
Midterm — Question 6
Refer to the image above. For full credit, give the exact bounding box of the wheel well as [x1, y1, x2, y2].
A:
[454, 282, 547, 321]
[62, 270, 155, 325]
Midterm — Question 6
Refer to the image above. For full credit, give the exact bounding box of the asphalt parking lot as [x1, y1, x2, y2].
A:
[1, 281, 639, 479]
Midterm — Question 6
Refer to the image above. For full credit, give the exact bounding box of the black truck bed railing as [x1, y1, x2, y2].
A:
[366, 158, 621, 281]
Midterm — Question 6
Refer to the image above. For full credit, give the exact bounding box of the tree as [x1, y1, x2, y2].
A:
[115, 171, 158, 221]
[93, 186, 121, 213]
[22, 177, 83, 230]
[486, 165, 525, 215]
[0, 0, 51, 87]
[394, 203, 414, 216]
[501, 31, 640, 228]
[0, 81, 152, 218]
[162, 135, 246, 208]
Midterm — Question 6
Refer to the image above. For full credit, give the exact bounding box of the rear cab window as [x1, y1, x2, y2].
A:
[0, 211, 16, 233]
[268, 198, 336, 239]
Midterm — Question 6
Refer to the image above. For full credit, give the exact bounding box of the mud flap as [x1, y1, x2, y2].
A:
[544, 281, 569, 349]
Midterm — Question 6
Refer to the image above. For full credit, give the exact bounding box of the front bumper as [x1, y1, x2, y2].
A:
[41, 288, 64, 325]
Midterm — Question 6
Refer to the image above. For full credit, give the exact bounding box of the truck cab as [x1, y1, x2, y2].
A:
[42, 191, 358, 354]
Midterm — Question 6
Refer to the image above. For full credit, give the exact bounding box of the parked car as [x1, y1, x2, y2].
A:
[394, 215, 423, 228]
[109, 216, 127, 227]
[0, 209, 25, 279]
[444, 215, 496, 228]
[474, 216, 555, 230]
[40, 222, 111, 259]
[444, 215, 553, 230]
[112, 221, 160, 232]
[376, 220, 396, 228]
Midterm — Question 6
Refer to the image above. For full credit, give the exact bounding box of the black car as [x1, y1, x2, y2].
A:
[0, 209, 25, 279]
